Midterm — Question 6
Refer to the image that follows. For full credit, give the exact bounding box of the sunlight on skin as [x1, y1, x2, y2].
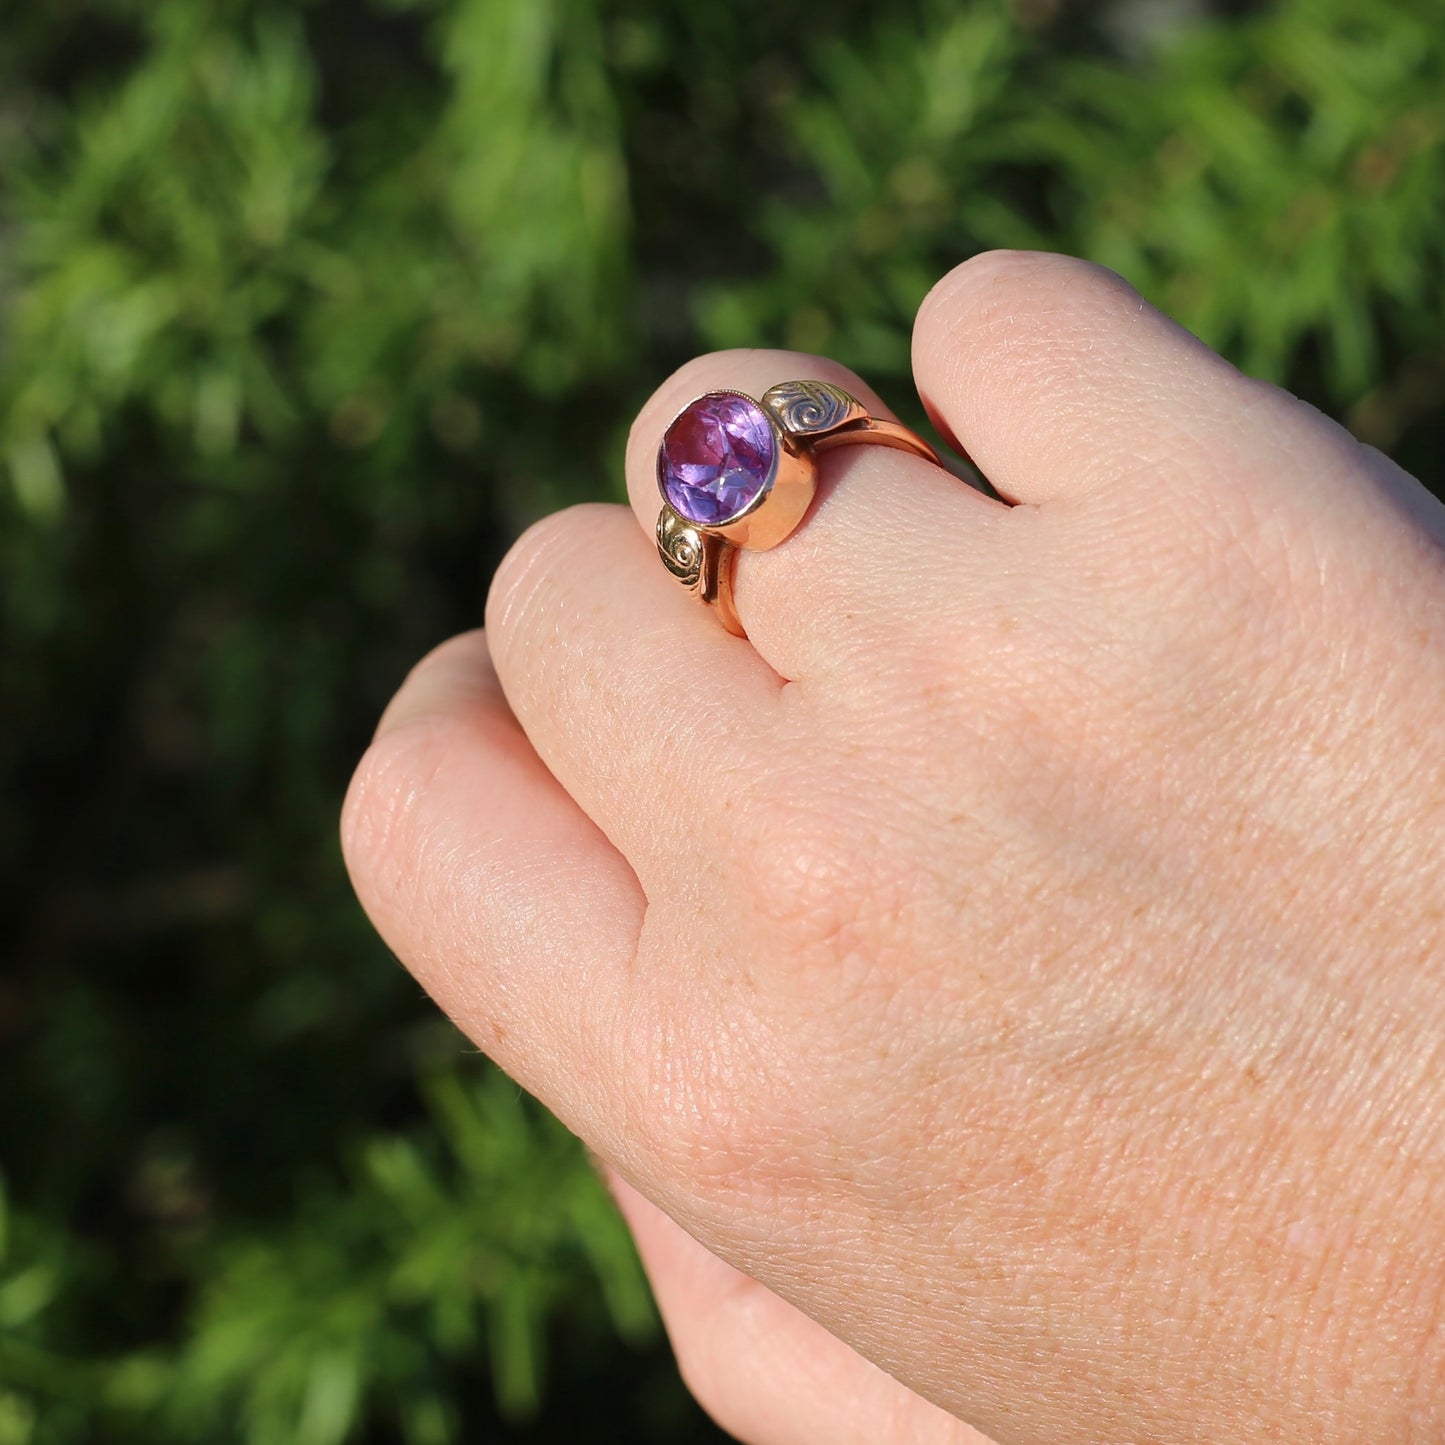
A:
[345, 252, 1445, 1444]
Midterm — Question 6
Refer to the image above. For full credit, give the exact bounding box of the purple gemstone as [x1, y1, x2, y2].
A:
[659, 393, 777, 527]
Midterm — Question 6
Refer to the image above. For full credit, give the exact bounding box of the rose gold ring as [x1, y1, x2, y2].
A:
[655, 380, 940, 637]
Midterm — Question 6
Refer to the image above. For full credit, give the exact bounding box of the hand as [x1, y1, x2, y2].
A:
[342, 251, 1445, 1444]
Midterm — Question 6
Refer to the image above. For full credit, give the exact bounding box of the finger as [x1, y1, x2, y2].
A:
[623, 350, 1009, 681]
[483, 503, 783, 886]
[607, 1172, 992, 1445]
[340, 630, 646, 1152]
[1358, 441, 1445, 546]
[912, 249, 1373, 510]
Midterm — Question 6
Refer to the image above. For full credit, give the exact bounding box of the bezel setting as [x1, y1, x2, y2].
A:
[657, 389, 818, 551]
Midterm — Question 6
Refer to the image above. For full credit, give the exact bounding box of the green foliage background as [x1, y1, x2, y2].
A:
[1, 0, 1441, 1440]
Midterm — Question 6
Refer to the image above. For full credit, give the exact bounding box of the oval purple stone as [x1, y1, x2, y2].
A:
[659, 392, 777, 527]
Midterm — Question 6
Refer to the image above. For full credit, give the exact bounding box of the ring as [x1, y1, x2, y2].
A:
[655, 380, 941, 637]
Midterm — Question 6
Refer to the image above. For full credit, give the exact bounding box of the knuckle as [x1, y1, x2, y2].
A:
[918, 249, 1153, 435]
[339, 715, 459, 923]
[737, 798, 869, 958]
[661, 349, 765, 394]
[484, 502, 615, 648]
[669, 1280, 777, 1440]
[924, 247, 1130, 341]
[616, 973, 778, 1194]
[939, 244, 1075, 290]
[619, 904, 834, 1204]
[730, 781, 921, 1003]
[341, 627, 500, 922]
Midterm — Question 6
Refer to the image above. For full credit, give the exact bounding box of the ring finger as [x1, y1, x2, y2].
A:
[623, 350, 1008, 683]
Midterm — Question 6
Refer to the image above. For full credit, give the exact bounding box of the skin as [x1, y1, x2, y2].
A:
[341, 251, 1445, 1444]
